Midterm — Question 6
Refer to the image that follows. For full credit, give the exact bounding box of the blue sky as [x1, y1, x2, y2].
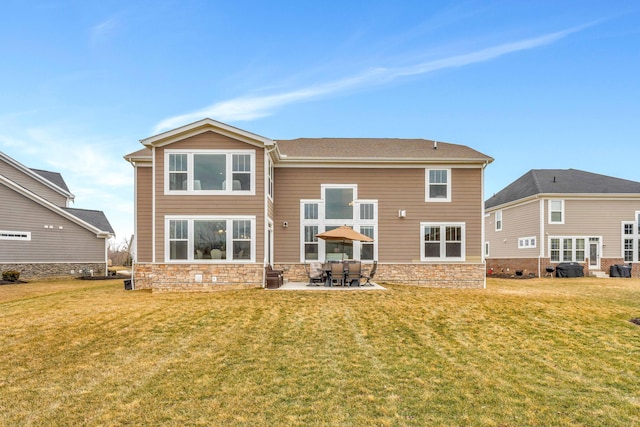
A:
[1, 1, 639, 244]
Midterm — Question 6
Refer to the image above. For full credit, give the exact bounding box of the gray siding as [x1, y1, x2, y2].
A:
[0, 157, 68, 206]
[545, 198, 640, 258]
[0, 185, 105, 263]
[485, 200, 540, 259]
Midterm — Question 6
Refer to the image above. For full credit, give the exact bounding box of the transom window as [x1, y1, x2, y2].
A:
[421, 222, 465, 261]
[426, 169, 451, 202]
[165, 216, 255, 262]
[165, 150, 255, 194]
[549, 200, 564, 224]
[518, 237, 536, 248]
[0, 230, 31, 241]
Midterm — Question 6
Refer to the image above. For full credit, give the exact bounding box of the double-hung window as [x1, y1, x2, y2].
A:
[622, 213, 640, 262]
[549, 237, 586, 262]
[421, 222, 465, 261]
[166, 216, 255, 262]
[165, 150, 255, 194]
[426, 169, 451, 202]
[495, 210, 502, 231]
[549, 200, 564, 224]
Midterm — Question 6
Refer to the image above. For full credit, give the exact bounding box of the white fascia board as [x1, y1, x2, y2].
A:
[141, 118, 274, 149]
[0, 151, 75, 201]
[275, 159, 489, 168]
[0, 174, 110, 238]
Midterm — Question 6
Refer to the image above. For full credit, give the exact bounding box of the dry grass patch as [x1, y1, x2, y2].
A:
[1, 277, 639, 425]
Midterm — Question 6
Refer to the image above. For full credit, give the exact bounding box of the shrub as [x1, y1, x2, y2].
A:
[2, 270, 20, 282]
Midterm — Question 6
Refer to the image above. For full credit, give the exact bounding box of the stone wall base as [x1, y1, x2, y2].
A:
[276, 262, 486, 289]
[132, 263, 263, 292]
[0, 263, 107, 280]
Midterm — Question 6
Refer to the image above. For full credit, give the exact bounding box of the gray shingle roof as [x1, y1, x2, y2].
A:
[62, 207, 115, 234]
[486, 169, 640, 209]
[30, 168, 70, 192]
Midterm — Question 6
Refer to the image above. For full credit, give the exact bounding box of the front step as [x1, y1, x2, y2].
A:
[590, 270, 609, 278]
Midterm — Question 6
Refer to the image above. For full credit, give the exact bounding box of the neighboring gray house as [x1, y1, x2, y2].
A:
[0, 151, 114, 279]
[484, 169, 640, 278]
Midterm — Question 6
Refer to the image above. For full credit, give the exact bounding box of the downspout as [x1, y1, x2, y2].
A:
[481, 160, 489, 289]
[539, 197, 545, 278]
[152, 146, 156, 264]
[263, 145, 278, 288]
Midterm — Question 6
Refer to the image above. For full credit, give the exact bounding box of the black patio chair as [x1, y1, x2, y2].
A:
[361, 261, 378, 286]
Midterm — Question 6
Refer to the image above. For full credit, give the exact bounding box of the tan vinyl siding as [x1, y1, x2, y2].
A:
[545, 198, 640, 258]
[274, 167, 484, 263]
[0, 185, 105, 262]
[486, 200, 540, 258]
[153, 131, 265, 261]
[135, 166, 153, 262]
[0, 158, 68, 206]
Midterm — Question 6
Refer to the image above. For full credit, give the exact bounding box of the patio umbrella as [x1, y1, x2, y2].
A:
[316, 226, 373, 260]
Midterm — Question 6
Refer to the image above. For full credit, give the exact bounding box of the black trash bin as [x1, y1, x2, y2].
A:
[124, 279, 133, 290]
[610, 264, 631, 278]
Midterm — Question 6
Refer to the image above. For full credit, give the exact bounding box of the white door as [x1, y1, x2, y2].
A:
[589, 240, 600, 269]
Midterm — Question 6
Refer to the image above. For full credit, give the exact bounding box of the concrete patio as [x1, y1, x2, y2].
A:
[268, 281, 386, 291]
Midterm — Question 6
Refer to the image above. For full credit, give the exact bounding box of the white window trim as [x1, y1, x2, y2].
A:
[0, 230, 31, 241]
[266, 155, 274, 201]
[518, 236, 537, 249]
[622, 219, 639, 262]
[164, 215, 256, 263]
[495, 210, 502, 231]
[548, 199, 565, 224]
[548, 236, 590, 263]
[425, 168, 452, 202]
[485, 241, 490, 257]
[420, 222, 466, 262]
[299, 188, 378, 262]
[164, 149, 256, 196]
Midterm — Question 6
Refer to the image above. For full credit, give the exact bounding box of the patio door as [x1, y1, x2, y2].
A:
[589, 238, 600, 269]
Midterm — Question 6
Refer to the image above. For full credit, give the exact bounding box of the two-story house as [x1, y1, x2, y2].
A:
[485, 169, 640, 278]
[125, 118, 493, 291]
[0, 151, 114, 279]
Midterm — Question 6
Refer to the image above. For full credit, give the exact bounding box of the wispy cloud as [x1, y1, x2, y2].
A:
[90, 16, 120, 45]
[153, 23, 592, 134]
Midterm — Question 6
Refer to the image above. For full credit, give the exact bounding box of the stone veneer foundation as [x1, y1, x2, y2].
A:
[132, 262, 486, 291]
[132, 263, 264, 292]
[0, 263, 107, 280]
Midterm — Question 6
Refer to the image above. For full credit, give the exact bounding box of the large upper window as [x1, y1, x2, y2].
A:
[421, 222, 465, 261]
[165, 216, 255, 262]
[426, 169, 451, 202]
[165, 150, 255, 194]
[300, 185, 378, 262]
[549, 200, 564, 224]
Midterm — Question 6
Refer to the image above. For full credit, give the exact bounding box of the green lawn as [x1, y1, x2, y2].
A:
[1, 277, 639, 426]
